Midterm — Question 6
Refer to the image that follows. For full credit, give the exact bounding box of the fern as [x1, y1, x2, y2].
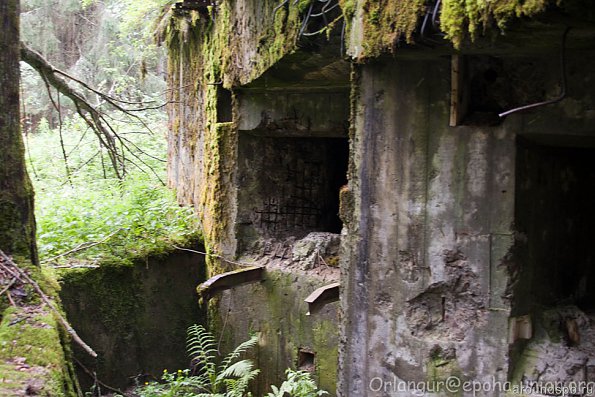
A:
[185, 324, 259, 396]
[218, 334, 259, 373]
[135, 324, 260, 397]
[187, 324, 218, 379]
[218, 361, 255, 380]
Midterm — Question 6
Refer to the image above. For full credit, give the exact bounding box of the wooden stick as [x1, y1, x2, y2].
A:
[0, 278, 17, 296]
[42, 228, 122, 264]
[72, 356, 132, 397]
[0, 251, 98, 358]
[5, 290, 16, 307]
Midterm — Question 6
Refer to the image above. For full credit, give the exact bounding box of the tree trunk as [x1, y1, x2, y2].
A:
[0, 0, 38, 265]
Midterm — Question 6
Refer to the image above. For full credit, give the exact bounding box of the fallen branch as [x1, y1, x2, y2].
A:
[20, 43, 166, 180]
[0, 250, 98, 359]
[5, 290, 16, 307]
[0, 278, 17, 296]
[42, 228, 123, 265]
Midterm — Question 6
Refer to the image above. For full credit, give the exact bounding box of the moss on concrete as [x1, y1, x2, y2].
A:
[440, 0, 551, 48]
[0, 256, 78, 396]
[341, 0, 584, 57]
[213, 269, 339, 395]
[161, 0, 311, 261]
[57, 248, 206, 390]
[426, 347, 463, 397]
[357, 0, 426, 58]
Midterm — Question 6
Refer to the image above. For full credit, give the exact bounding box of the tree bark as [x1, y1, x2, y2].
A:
[0, 0, 38, 265]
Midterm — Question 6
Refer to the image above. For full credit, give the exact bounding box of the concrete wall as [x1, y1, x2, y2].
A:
[59, 250, 206, 389]
[339, 56, 515, 396]
[339, 45, 595, 396]
[165, 2, 595, 395]
[214, 268, 340, 396]
[165, 6, 348, 392]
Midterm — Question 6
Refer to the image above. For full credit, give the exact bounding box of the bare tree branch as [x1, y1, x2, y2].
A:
[20, 42, 168, 180]
[21, 43, 124, 178]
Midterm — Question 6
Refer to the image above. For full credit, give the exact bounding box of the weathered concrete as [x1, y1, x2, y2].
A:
[339, 45, 595, 396]
[164, 1, 595, 395]
[213, 267, 340, 396]
[339, 56, 515, 396]
[59, 250, 205, 389]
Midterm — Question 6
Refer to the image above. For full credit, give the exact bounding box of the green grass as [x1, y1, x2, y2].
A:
[25, 115, 199, 266]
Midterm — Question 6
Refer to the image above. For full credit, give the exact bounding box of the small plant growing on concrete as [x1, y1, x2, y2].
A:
[186, 324, 260, 396]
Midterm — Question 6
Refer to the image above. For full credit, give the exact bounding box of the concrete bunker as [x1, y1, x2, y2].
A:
[162, 2, 595, 395]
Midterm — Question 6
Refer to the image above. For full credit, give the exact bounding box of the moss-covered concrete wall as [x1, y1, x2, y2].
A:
[163, 0, 309, 262]
[163, 1, 595, 395]
[58, 250, 205, 390]
[163, 2, 346, 393]
[0, 306, 78, 397]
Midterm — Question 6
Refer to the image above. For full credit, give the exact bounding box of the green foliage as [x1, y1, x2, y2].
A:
[133, 324, 328, 397]
[135, 324, 260, 397]
[26, 115, 199, 265]
[20, 0, 169, 121]
[265, 369, 329, 397]
[134, 368, 212, 397]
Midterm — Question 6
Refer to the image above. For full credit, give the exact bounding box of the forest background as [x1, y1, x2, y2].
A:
[20, 0, 198, 267]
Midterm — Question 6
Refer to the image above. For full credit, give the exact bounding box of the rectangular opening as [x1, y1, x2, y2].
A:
[514, 138, 595, 312]
[217, 86, 233, 123]
[297, 348, 315, 372]
[510, 136, 595, 384]
[459, 56, 552, 126]
[236, 134, 348, 247]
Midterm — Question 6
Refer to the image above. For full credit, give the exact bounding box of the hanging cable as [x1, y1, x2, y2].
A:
[499, 27, 571, 118]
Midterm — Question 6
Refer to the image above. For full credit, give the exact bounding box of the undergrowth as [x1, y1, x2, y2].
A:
[133, 324, 328, 397]
[25, 115, 199, 266]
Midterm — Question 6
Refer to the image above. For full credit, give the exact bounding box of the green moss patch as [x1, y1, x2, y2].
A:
[440, 0, 551, 48]
[0, 306, 76, 397]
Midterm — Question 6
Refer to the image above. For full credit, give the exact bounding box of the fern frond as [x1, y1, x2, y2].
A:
[186, 325, 216, 351]
[186, 324, 218, 373]
[219, 334, 259, 372]
[216, 359, 257, 381]
[223, 367, 260, 397]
